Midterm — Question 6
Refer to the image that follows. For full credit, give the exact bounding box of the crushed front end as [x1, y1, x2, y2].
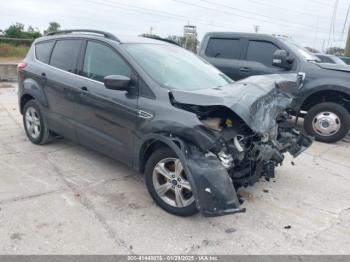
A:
[168, 74, 313, 216]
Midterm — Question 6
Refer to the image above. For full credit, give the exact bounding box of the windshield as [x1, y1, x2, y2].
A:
[315, 54, 346, 65]
[330, 56, 347, 65]
[279, 38, 319, 61]
[124, 43, 233, 91]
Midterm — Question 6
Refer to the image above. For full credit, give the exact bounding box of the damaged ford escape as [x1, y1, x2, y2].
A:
[18, 30, 313, 217]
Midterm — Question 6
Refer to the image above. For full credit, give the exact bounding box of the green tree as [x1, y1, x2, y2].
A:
[25, 26, 41, 39]
[4, 23, 25, 38]
[2, 23, 41, 46]
[326, 47, 344, 56]
[3, 23, 42, 39]
[44, 22, 61, 34]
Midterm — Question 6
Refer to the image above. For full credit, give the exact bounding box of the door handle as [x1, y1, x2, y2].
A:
[80, 86, 88, 92]
[40, 72, 47, 81]
[239, 67, 252, 72]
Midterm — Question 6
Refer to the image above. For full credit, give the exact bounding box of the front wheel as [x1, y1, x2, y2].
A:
[304, 102, 350, 143]
[145, 148, 198, 216]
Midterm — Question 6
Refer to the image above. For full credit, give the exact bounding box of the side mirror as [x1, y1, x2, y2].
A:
[272, 50, 293, 70]
[104, 75, 130, 91]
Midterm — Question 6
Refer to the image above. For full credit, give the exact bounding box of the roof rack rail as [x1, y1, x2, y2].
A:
[45, 29, 120, 42]
[142, 35, 180, 46]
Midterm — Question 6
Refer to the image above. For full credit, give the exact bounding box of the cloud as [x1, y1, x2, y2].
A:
[0, 0, 349, 50]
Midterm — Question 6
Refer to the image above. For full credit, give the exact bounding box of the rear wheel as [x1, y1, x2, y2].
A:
[23, 100, 53, 145]
[145, 147, 198, 216]
[304, 102, 350, 143]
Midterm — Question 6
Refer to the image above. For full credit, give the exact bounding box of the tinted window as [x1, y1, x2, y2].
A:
[35, 41, 54, 64]
[205, 38, 240, 59]
[83, 41, 131, 82]
[246, 41, 279, 67]
[317, 55, 334, 63]
[50, 40, 82, 72]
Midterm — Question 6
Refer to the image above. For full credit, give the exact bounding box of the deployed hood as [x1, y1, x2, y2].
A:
[171, 74, 298, 134]
[316, 62, 350, 72]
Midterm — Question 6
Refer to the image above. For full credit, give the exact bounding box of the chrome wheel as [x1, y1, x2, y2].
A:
[312, 111, 341, 137]
[25, 106, 41, 139]
[152, 157, 194, 208]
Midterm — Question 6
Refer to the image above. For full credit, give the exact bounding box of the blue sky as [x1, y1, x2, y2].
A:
[1, 0, 349, 51]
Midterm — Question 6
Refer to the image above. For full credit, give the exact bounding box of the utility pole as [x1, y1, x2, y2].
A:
[326, 0, 339, 50]
[312, 17, 319, 50]
[345, 26, 350, 56]
[342, 4, 350, 56]
[253, 25, 260, 33]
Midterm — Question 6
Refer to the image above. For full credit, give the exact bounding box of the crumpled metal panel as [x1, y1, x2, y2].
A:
[171, 73, 298, 134]
[184, 146, 245, 216]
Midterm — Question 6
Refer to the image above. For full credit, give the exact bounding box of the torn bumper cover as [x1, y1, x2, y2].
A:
[185, 146, 245, 216]
[163, 74, 313, 216]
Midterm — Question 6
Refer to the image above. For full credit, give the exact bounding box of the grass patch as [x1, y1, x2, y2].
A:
[0, 43, 29, 59]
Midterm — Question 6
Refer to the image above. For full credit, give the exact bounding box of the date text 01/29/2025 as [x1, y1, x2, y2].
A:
[127, 255, 219, 261]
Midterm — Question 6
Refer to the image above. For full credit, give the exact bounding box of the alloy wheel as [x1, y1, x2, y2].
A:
[152, 157, 194, 208]
[25, 106, 41, 139]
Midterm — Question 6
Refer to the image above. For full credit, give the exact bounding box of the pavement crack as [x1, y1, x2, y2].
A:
[304, 206, 350, 241]
[43, 153, 134, 254]
[0, 188, 67, 205]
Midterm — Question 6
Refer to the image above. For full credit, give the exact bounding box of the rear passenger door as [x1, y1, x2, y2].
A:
[44, 39, 83, 139]
[236, 39, 281, 80]
[202, 38, 242, 80]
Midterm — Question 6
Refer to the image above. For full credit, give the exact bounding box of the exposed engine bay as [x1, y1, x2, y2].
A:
[190, 103, 312, 187]
[164, 74, 313, 216]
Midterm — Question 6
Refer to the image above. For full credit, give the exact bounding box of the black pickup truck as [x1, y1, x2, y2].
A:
[198, 32, 350, 143]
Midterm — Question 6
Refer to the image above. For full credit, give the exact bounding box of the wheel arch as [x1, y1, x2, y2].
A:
[20, 78, 48, 114]
[300, 89, 350, 113]
[20, 94, 35, 114]
[137, 135, 184, 174]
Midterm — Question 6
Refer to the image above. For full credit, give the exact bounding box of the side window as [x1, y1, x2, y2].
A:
[82, 41, 131, 82]
[50, 39, 82, 73]
[35, 41, 54, 64]
[246, 41, 280, 67]
[319, 56, 333, 63]
[205, 38, 240, 59]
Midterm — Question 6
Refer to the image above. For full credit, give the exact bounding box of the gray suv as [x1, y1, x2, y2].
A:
[18, 30, 312, 217]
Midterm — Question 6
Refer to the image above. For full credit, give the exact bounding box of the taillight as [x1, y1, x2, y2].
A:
[17, 62, 27, 72]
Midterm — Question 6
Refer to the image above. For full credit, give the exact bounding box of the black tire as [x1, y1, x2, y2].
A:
[145, 147, 199, 217]
[23, 100, 53, 145]
[304, 102, 350, 143]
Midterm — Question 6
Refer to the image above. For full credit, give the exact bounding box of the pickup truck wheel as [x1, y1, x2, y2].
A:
[145, 147, 198, 217]
[23, 100, 53, 145]
[304, 102, 350, 143]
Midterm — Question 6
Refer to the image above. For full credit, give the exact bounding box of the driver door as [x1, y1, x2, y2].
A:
[236, 39, 282, 80]
[74, 40, 138, 165]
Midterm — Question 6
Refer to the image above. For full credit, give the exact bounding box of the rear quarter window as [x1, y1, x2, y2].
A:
[205, 38, 241, 59]
[49, 39, 82, 73]
[35, 41, 54, 64]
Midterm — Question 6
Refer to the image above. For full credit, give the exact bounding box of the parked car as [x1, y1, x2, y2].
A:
[18, 30, 312, 217]
[314, 53, 346, 65]
[199, 32, 350, 143]
[338, 56, 350, 65]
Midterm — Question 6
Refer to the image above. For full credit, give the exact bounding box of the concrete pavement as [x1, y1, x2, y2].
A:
[0, 83, 349, 254]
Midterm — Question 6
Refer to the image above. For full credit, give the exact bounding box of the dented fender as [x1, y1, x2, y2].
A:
[139, 134, 244, 216]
